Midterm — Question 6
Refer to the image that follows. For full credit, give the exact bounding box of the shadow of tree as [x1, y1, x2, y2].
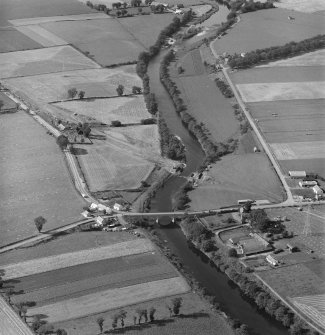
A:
[90, 134, 106, 140]
[104, 319, 175, 334]
[70, 147, 88, 155]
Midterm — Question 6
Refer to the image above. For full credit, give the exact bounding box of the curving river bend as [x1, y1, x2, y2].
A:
[146, 9, 289, 334]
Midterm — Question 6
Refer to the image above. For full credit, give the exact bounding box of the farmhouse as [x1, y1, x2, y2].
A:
[289, 171, 306, 178]
[266, 254, 279, 266]
[287, 243, 299, 253]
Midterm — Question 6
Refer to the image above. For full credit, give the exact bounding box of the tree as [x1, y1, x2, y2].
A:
[202, 240, 215, 252]
[34, 216, 46, 232]
[0, 100, 4, 111]
[132, 86, 142, 94]
[171, 297, 183, 316]
[37, 324, 54, 334]
[67, 87, 77, 99]
[5, 288, 14, 304]
[228, 248, 237, 258]
[116, 84, 124, 96]
[138, 7, 143, 13]
[97, 317, 104, 333]
[116, 10, 122, 16]
[78, 90, 85, 99]
[56, 135, 69, 149]
[149, 307, 156, 322]
[21, 306, 27, 322]
[121, 8, 128, 15]
[118, 310, 127, 328]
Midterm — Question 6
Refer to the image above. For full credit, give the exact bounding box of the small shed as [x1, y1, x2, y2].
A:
[58, 123, 66, 131]
[81, 210, 90, 218]
[289, 171, 306, 178]
[266, 254, 279, 266]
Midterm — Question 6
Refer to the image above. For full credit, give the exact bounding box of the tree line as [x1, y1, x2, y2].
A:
[228, 34, 325, 69]
[160, 49, 237, 165]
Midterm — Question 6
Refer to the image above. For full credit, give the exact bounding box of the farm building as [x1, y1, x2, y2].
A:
[289, 171, 306, 178]
[312, 185, 323, 199]
[299, 180, 317, 188]
[58, 123, 66, 131]
[266, 254, 279, 266]
[89, 203, 98, 211]
[113, 203, 124, 211]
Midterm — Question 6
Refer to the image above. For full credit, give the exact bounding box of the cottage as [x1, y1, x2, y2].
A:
[266, 254, 279, 266]
[114, 203, 124, 211]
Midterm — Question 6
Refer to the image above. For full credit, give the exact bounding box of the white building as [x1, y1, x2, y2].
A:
[289, 171, 306, 178]
[266, 254, 279, 266]
[81, 210, 90, 218]
[114, 203, 124, 211]
[313, 185, 323, 199]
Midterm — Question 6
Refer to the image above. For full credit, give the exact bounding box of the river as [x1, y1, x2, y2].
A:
[146, 6, 288, 335]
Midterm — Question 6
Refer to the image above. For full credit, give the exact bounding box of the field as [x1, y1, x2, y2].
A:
[0, 28, 42, 53]
[0, 112, 85, 246]
[191, 4, 212, 16]
[0, 92, 17, 110]
[53, 95, 150, 124]
[40, 18, 145, 66]
[230, 49, 325, 183]
[53, 292, 233, 335]
[274, 0, 325, 13]
[0, 46, 100, 79]
[118, 14, 174, 48]
[264, 207, 325, 257]
[0, 0, 94, 26]
[1, 239, 154, 280]
[189, 153, 283, 209]
[4, 66, 141, 104]
[76, 141, 155, 192]
[237, 81, 325, 103]
[211, 8, 324, 55]
[175, 74, 238, 142]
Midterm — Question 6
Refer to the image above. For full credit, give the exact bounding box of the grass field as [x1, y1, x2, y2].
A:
[76, 141, 155, 191]
[175, 74, 238, 142]
[270, 141, 325, 160]
[0, 231, 136, 266]
[280, 158, 325, 178]
[27, 277, 189, 322]
[173, 49, 205, 77]
[40, 18, 145, 66]
[189, 153, 283, 209]
[12, 252, 177, 305]
[118, 13, 174, 48]
[274, 0, 325, 13]
[0, 92, 17, 110]
[0, 112, 84, 246]
[237, 81, 325, 103]
[291, 293, 325, 330]
[191, 4, 212, 16]
[0, 0, 94, 26]
[0, 28, 42, 53]
[0, 46, 100, 79]
[15, 25, 68, 47]
[1, 239, 154, 280]
[211, 8, 324, 55]
[4, 66, 141, 104]
[53, 292, 233, 335]
[231, 66, 325, 84]
[53, 95, 150, 124]
[265, 207, 325, 257]
[259, 50, 325, 67]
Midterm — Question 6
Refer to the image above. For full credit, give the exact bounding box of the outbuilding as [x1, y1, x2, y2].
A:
[114, 203, 124, 211]
[289, 171, 306, 178]
[299, 181, 317, 188]
[313, 185, 323, 199]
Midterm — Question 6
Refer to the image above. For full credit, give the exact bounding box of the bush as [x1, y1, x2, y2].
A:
[202, 240, 215, 252]
[111, 120, 122, 127]
[228, 248, 237, 258]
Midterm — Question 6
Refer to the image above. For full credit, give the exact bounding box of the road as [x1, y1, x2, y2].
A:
[221, 67, 294, 205]
[0, 296, 34, 335]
